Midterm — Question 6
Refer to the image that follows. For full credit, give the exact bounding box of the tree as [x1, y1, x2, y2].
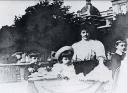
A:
[0, 25, 19, 63]
[104, 13, 128, 52]
[0, 25, 19, 53]
[14, 0, 82, 53]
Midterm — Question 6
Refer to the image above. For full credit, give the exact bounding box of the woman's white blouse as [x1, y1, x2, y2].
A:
[72, 40, 106, 61]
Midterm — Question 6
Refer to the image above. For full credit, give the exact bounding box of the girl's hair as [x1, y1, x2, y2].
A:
[58, 50, 73, 63]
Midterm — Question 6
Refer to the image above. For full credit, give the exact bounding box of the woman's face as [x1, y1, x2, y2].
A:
[81, 29, 89, 40]
[62, 57, 70, 65]
[116, 42, 126, 53]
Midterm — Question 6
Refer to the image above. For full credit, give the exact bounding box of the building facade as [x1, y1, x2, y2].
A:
[77, 0, 128, 29]
[111, 0, 128, 15]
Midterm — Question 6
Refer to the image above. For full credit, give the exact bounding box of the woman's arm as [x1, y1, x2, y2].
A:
[94, 41, 106, 62]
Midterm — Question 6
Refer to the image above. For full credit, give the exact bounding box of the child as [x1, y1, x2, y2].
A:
[28, 53, 40, 74]
[111, 40, 126, 78]
[44, 46, 75, 79]
[28, 46, 75, 80]
[111, 39, 127, 93]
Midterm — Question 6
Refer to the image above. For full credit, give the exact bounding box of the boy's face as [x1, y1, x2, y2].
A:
[31, 57, 38, 63]
[62, 57, 70, 65]
[16, 54, 21, 59]
[116, 42, 126, 53]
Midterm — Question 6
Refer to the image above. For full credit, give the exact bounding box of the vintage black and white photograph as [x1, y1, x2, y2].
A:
[0, 0, 127, 93]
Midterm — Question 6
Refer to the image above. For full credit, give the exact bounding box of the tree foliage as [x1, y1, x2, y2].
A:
[0, 26, 19, 53]
[0, 0, 117, 56]
[104, 13, 128, 52]
[13, 0, 82, 52]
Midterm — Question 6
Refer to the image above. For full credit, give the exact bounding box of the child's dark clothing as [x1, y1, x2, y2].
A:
[111, 53, 125, 76]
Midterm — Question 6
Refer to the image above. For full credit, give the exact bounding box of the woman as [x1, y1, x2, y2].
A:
[72, 24, 112, 82]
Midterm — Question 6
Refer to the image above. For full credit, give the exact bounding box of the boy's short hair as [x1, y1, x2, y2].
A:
[115, 40, 126, 47]
[29, 53, 39, 58]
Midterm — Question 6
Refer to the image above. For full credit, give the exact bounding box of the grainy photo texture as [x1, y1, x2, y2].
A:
[0, 0, 127, 93]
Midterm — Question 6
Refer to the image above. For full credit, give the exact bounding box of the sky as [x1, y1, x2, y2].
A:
[0, 1, 112, 28]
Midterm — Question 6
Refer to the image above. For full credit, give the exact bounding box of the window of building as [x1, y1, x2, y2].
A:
[120, 4, 127, 14]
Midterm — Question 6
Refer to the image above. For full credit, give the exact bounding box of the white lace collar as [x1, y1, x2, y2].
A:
[115, 50, 123, 55]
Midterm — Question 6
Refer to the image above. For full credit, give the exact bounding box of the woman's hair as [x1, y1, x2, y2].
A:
[58, 50, 73, 63]
[86, 0, 91, 2]
[79, 23, 98, 40]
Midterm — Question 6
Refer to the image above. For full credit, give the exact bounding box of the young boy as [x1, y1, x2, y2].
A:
[28, 53, 40, 74]
[111, 40, 126, 78]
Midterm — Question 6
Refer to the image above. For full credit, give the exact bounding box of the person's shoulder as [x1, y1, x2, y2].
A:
[111, 53, 123, 64]
[52, 63, 64, 71]
[92, 40, 102, 43]
[90, 40, 103, 45]
[112, 53, 121, 58]
[53, 63, 62, 68]
[72, 41, 82, 47]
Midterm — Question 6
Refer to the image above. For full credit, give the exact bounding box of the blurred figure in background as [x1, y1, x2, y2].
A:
[8, 52, 23, 63]
[28, 53, 40, 74]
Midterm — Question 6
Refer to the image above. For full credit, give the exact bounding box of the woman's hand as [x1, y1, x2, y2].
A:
[97, 57, 104, 64]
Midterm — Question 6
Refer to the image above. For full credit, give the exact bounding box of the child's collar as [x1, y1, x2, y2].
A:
[115, 50, 123, 55]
